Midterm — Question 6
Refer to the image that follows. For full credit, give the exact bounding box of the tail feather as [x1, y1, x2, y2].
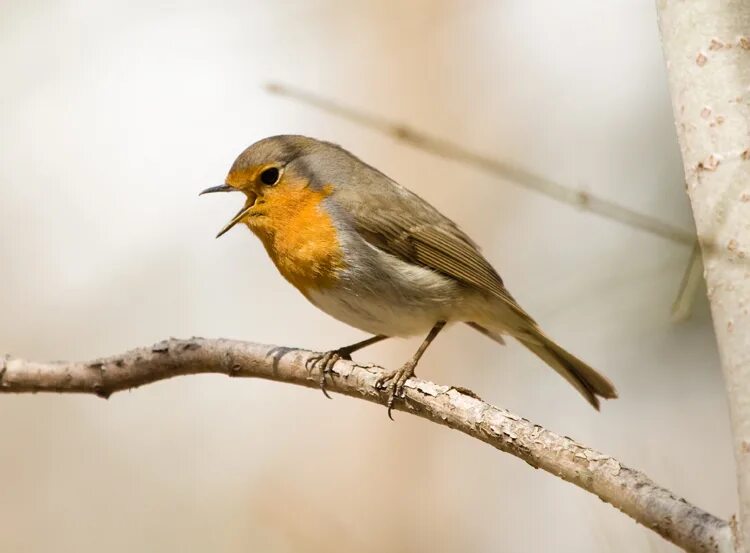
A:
[517, 328, 617, 410]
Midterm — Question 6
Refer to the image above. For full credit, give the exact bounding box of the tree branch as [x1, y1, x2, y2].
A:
[0, 337, 735, 553]
[671, 241, 704, 322]
[267, 82, 708, 321]
[265, 82, 695, 246]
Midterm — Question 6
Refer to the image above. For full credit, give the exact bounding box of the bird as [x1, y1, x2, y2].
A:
[201, 135, 617, 417]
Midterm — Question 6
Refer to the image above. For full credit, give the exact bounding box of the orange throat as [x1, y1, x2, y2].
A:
[247, 184, 345, 294]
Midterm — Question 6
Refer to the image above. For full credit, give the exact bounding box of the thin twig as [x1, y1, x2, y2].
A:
[0, 337, 735, 553]
[265, 83, 695, 246]
[671, 241, 704, 321]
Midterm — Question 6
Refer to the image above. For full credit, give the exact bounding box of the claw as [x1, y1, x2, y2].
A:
[374, 362, 416, 420]
[320, 375, 333, 400]
[306, 349, 353, 399]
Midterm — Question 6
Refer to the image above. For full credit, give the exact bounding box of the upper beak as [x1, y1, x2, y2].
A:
[200, 184, 236, 195]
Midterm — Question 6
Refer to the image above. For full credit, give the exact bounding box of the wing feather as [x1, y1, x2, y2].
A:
[334, 182, 534, 324]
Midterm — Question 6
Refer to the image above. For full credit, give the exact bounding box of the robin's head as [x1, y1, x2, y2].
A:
[201, 135, 349, 238]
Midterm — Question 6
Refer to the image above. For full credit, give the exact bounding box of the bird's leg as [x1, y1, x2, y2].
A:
[306, 335, 389, 398]
[375, 321, 446, 420]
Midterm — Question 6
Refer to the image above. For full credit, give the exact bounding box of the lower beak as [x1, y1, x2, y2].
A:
[215, 204, 249, 238]
[214, 193, 258, 239]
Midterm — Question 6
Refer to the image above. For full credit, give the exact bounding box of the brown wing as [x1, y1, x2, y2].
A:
[334, 180, 535, 324]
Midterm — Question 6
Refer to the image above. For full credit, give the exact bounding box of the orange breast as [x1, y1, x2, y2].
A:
[248, 183, 345, 294]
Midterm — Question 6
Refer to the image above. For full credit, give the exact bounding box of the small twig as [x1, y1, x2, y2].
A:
[265, 83, 695, 246]
[0, 337, 735, 553]
[672, 241, 704, 321]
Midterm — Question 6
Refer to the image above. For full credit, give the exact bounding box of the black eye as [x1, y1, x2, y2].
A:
[259, 167, 280, 186]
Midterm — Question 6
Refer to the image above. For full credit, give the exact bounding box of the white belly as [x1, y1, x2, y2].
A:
[306, 286, 449, 336]
[306, 244, 466, 337]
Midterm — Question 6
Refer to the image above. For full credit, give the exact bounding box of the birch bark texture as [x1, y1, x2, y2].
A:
[657, 1, 750, 548]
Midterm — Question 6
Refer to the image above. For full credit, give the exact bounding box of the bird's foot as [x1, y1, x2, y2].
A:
[305, 349, 352, 399]
[374, 360, 417, 420]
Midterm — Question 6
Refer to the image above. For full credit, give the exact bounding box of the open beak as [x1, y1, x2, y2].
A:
[201, 185, 257, 238]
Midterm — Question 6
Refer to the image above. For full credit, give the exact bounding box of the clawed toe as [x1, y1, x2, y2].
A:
[306, 349, 352, 399]
[375, 363, 416, 420]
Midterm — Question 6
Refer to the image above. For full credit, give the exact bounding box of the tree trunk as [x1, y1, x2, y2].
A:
[657, 1, 750, 549]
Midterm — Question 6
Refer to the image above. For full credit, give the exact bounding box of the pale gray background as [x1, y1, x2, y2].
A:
[0, 1, 731, 551]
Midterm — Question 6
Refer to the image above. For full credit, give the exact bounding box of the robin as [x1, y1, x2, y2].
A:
[201, 135, 617, 417]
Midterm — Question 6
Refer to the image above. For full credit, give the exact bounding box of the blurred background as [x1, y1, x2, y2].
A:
[0, 1, 733, 551]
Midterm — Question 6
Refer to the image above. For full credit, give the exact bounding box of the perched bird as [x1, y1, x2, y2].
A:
[202, 135, 617, 416]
